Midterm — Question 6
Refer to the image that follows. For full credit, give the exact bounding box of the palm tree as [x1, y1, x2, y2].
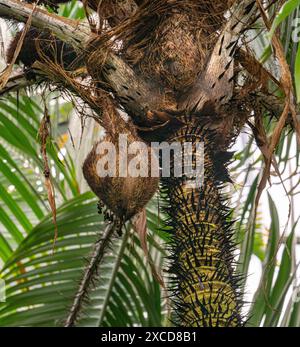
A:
[0, 0, 299, 327]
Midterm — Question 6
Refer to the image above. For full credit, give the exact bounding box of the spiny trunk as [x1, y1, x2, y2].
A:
[161, 115, 243, 327]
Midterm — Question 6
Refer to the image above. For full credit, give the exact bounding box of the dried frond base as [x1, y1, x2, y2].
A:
[6, 27, 82, 70]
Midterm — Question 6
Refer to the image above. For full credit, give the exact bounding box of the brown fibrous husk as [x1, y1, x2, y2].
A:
[86, 0, 235, 93]
[83, 128, 159, 221]
[7, 27, 83, 71]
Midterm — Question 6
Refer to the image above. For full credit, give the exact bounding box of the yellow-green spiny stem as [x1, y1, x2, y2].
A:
[161, 115, 244, 327]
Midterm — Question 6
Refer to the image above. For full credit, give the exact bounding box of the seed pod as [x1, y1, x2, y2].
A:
[83, 131, 159, 221]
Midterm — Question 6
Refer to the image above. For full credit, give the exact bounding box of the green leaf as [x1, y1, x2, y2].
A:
[289, 295, 300, 326]
[264, 225, 296, 326]
[0, 233, 13, 262]
[0, 184, 32, 233]
[0, 194, 166, 327]
[237, 176, 259, 277]
[247, 194, 280, 327]
[0, 205, 24, 244]
[0, 157, 44, 220]
[269, 0, 300, 38]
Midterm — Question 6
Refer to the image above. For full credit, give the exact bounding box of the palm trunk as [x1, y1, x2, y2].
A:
[162, 114, 243, 327]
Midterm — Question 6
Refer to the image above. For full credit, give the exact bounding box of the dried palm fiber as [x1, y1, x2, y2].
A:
[12, 27, 159, 223]
[24, 0, 138, 19]
[32, 42, 159, 224]
[90, 0, 138, 27]
[160, 112, 244, 327]
[6, 27, 82, 71]
[83, 100, 159, 223]
[203, 79, 255, 147]
[21, 31, 120, 132]
[86, 0, 235, 95]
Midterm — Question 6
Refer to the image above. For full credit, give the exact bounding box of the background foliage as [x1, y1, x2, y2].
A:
[0, 0, 299, 327]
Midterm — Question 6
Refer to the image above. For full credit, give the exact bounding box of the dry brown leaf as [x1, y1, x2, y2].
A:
[255, 0, 298, 211]
[0, 3, 36, 90]
[39, 98, 58, 252]
[133, 209, 165, 288]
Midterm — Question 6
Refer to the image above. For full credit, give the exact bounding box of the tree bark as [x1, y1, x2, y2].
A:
[0, 0, 90, 47]
[180, 0, 257, 111]
[162, 116, 243, 327]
